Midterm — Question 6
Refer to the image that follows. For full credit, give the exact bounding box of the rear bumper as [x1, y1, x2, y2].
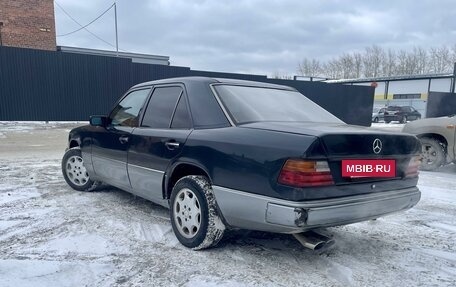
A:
[213, 186, 420, 233]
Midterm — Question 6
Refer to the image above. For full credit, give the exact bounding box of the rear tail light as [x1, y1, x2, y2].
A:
[405, 155, 420, 178]
[278, 159, 334, 187]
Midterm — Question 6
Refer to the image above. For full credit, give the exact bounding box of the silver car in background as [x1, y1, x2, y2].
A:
[372, 107, 386, 123]
[403, 115, 456, 171]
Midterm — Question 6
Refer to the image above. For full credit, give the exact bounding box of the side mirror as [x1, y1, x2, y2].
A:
[90, 115, 108, 127]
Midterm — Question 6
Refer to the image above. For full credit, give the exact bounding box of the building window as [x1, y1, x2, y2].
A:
[393, 94, 421, 99]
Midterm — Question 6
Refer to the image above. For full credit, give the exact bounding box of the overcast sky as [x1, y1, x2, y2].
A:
[54, 0, 456, 76]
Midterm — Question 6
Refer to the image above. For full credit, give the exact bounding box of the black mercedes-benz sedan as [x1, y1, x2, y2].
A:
[62, 77, 421, 250]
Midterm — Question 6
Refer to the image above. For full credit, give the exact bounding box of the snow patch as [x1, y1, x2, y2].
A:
[184, 275, 252, 287]
[418, 249, 456, 263]
[0, 121, 87, 133]
[0, 259, 115, 287]
[0, 184, 41, 205]
[325, 261, 354, 286]
[0, 220, 24, 231]
[133, 222, 172, 242]
[418, 185, 456, 202]
[427, 222, 456, 233]
[38, 234, 122, 255]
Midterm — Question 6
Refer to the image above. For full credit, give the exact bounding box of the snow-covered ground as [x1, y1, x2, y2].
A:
[0, 122, 455, 287]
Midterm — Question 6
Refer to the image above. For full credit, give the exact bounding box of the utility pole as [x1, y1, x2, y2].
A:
[114, 1, 119, 56]
[452, 62, 456, 94]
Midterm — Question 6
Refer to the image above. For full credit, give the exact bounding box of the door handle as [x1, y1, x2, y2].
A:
[165, 141, 180, 150]
[119, 135, 129, 144]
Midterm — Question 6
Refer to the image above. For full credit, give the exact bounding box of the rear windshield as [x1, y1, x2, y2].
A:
[214, 85, 343, 124]
[387, 106, 402, 111]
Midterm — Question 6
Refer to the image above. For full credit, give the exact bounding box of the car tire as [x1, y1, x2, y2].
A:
[419, 137, 445, 171]
[373, 117, 378, 123]
[400, 116, 407, 124]
[385, 120, 391, 123]
[62, 147, 96, 191]
[170, 175, 225, 250]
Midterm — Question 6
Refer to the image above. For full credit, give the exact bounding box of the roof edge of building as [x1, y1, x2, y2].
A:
[325, 73, 454, 84]
[57, 45, 170, 62]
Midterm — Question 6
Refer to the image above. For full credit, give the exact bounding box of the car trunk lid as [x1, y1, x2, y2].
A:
[240, 122, 421, 184]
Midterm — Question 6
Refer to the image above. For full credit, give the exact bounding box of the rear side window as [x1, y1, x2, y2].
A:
[142, 86, 183, 128]
[171, 95, 192, 129]
[110, 88, 150, 127]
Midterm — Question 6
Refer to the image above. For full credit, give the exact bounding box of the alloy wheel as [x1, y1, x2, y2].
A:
[65, 155, 90, 186]
[173, 188, 202, 238]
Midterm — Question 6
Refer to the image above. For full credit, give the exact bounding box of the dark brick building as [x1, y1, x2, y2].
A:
[0, 0, 56, 50]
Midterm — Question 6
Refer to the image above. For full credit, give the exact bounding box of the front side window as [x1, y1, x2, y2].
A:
[214, 85, 343, 124]
[403, 107, 412, 112]
[110, 89, 150, 127]
[142, 86, 183, 128]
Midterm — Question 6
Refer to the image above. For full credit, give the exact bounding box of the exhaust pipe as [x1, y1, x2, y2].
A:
[293, 230, 335, 250]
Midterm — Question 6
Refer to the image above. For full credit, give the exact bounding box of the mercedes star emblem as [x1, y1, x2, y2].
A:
[373, 138, 382, 154]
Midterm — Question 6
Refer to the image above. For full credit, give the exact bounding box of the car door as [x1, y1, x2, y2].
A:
[128, 85, 193, 205]
[91, 88, 151, 190]
[410, 107, 420, 120]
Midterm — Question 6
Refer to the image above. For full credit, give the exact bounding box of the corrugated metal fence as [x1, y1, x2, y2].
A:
[427, 92, 456, 117]
[0, 46, 374, 126]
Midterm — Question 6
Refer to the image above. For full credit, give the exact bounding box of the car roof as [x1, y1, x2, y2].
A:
[131, 76, 296, 91]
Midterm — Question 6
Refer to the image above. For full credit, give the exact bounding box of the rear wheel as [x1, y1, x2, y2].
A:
[170, 175, 225, 250]
[400, 116, 407, 124]
[420, 137, 445, 171]
[62, 147, 96, 191]
[373, 117, 379, 123]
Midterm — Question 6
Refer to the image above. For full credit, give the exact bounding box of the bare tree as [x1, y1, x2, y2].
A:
[296, 43, 456, 80]
[339, 53, 356, 78]
[395, 50, 408, 75]
[271, 71, 293, 79]
[362, 45, 385, 77]
[450, 44, 456, 71]
[353, 52, 363, 78]
[414, 47, 428, 74]
[429, 46, 451, 73]
[397, 47, 428, 75]
[323, 59, 342, 79]
[383, 49, 396, 76]
[297, 58, 322, 76]
[405, 50, 418, 75]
